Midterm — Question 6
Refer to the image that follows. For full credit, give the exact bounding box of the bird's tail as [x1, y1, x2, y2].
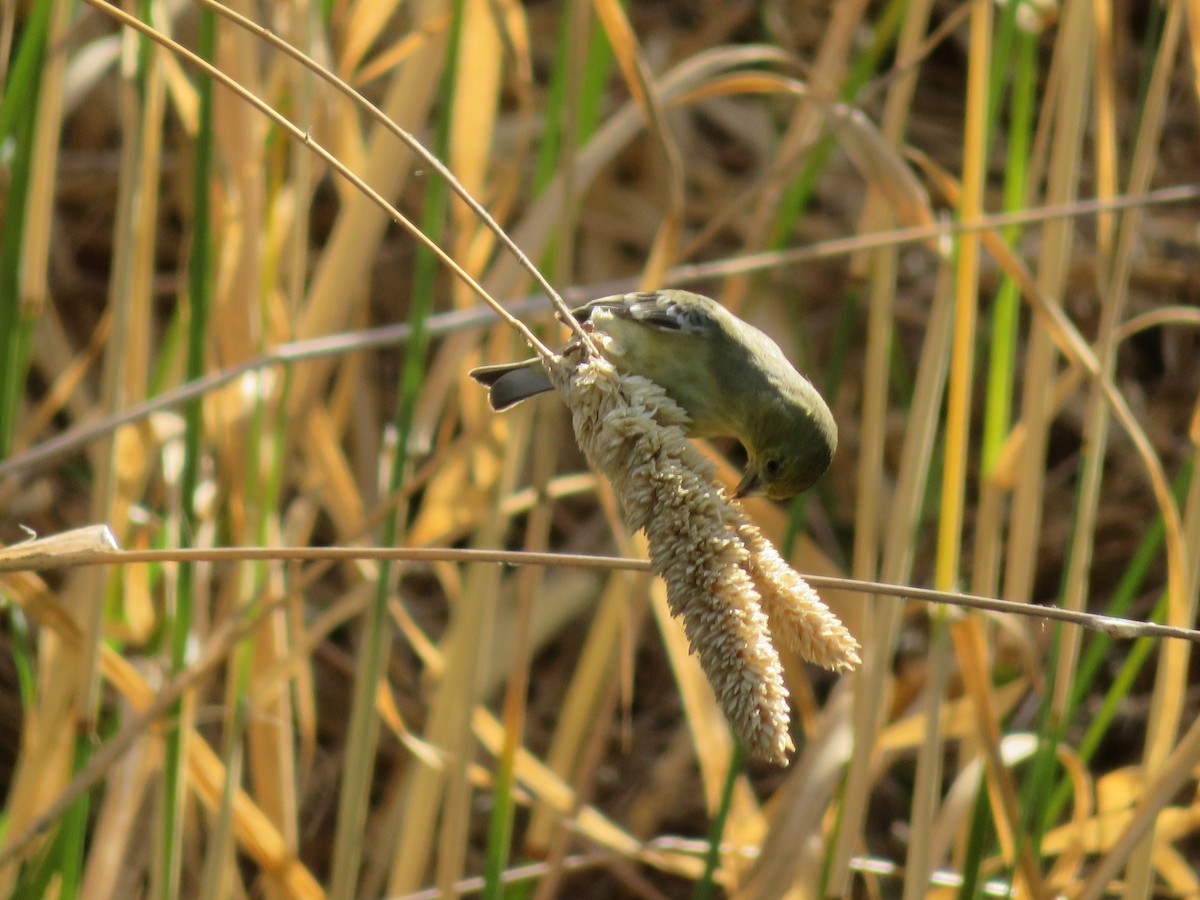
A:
[468, 359, 554, 411]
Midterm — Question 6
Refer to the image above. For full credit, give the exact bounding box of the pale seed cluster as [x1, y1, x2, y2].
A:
[548, 351, 860, 764]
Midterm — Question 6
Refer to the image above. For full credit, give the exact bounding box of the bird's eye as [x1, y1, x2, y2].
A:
[764, 458, 782, 478]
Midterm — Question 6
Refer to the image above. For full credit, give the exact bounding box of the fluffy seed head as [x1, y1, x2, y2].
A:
[548, 350, 858, 763]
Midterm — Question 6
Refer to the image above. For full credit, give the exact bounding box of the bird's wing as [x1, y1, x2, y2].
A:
[577, 291, 717, 336]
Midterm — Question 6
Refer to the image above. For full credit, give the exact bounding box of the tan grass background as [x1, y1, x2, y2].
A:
[2, 1, 1200, 897]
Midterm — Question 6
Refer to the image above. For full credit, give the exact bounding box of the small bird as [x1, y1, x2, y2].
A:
[469, 290, 837, 500]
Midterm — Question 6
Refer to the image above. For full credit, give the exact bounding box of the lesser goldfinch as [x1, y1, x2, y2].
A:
[470, 290, 837, 500]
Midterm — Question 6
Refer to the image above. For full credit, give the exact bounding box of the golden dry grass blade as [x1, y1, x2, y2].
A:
[1, 3, 111, 894]
[840, 260, 955, 889]
[448, 0, 503, 295]
[1091, 0, 1118, 260]
[1094, 6, 1192, 893]
[339, 0, 407, 77]
[951, 619, 1048, 898]
[831, 3, 936, 886]
[905, 5, 992, 895]
[1004, 0, 1093, 608]
[590, 0, 684, 287]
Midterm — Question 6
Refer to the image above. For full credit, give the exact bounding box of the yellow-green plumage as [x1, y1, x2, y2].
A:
[469, 290, 836, 500]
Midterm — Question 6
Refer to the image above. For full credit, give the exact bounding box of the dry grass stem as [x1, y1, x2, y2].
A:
[547, 346, 859, 764]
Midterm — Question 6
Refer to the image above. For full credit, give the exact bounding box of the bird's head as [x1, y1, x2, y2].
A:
[734, 386, 837, 501]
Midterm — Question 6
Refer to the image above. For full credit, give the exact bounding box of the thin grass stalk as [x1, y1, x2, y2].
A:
[53, 737, 90, 896]
[448, 0, 503, 308]
[846, 0, 924, 584]
[1069, 461, 1190, 707]
[429, 547, 508, 892]
[1051, 0, 1179, 723]
[204, 281, 283, 895]
[161, 4, 215, 894]
[832, 0, 935, 888]
[433, 7, 512, 894]
[247, 254, 301, 884]
[692, 742, 745, 900]
[481, 289, 553, 899]
[838, 266, 955, 895]
[934, 0, 987, 604]
[107, 0, 170, 668]
[528, 582, 648, 900]
[974, 11, 1036, 600]
[1004, 0, 1092, 606]
[241, 398, 299, 887]
[522, 8, 617, 858]
[765, 0, 894, 260]
[274, 0, 321, 772]
[590, 0, 684, 287]
[0, 0, 48, 456]
[483, 405, 557, 897]
[986, 7, 1099, 866]
[548, 0, 586, 282]
[1013, 703, 1075, 892]
[79, 729, 155, 898]
[901, 618, 952, 900]
[16, 0, 67, 388]
[533, 0, 607, 281]
[1090, 0, 1118, 263]
[1120, 9, 1192, 890]
[905, 1, 992, 895]
[77, 0, 167, 749]
[720, 0, 871, 311]
[2, 3, 77, 893]
[958, 4, 1035, 889]
[328, 19, 457, 895]
[952, 622, 1050, 897]
[849, 190, 894, 586]
[481, 568, 535, 893]
[1039, 463, 1192, 828]
[90, 33, 156, 873]
[956, 774, 996, 898]
[197, 719, 245, 900]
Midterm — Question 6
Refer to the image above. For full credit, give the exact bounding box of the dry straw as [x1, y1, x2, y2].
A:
[547, 339, 859, 764]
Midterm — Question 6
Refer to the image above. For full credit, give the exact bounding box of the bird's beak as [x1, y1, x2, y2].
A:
[733, 468, 761, 499]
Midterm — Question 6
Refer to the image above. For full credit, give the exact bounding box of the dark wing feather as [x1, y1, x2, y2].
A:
[575, 290, 717, 335]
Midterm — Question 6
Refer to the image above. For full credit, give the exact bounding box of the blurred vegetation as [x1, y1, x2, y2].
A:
[1, 0, 1200, 897]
